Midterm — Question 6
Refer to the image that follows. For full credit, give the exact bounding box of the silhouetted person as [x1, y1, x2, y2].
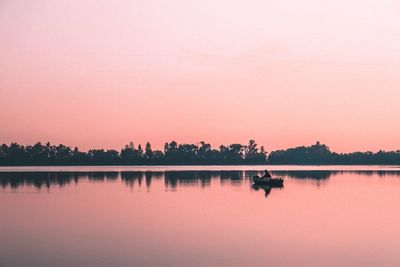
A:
[261, 169, 272, 179]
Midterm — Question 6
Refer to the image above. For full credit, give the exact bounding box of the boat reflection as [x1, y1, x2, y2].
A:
[251, 183, 283, 198]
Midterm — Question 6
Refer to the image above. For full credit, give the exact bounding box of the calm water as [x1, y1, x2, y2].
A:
[1, 166, 400, 267]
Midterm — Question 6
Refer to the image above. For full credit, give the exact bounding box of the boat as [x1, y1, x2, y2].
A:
[252, 176, 284, 187]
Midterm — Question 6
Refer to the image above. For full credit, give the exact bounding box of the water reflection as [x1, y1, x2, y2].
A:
[1, 170, 400, 190]
[274, 170, 333, 180]
[0, 172, 120, 189]
[251, 183, 284, 198]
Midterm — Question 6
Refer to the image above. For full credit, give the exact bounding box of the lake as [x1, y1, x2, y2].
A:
[1, 166, 400, 267]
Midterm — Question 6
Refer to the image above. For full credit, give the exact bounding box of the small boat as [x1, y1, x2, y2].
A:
[252, 176, 284, 187]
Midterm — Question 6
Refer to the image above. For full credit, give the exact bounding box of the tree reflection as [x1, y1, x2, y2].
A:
[1, 170, 400, 190]
[273, 170, 334, 180]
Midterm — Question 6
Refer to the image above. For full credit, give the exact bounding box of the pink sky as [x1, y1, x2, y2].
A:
[0, 0, 399, 152]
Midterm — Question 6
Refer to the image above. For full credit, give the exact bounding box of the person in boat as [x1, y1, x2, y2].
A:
[261, 169, 272, 180]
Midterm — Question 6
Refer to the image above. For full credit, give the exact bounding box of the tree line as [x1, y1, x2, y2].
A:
[0, 141, 399, 165]
[268, 141, 400, 165]
[0, 140, 266, 165]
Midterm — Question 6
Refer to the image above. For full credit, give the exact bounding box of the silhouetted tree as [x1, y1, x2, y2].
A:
[1, 141, 400, 166]
[244, 140, 267, 163]
[145, 142, 153, 159]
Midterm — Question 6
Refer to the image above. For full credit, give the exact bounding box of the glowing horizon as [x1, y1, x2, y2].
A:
[1, 0, 399, 153]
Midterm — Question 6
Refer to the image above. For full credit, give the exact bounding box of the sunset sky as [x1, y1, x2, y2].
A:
[1, 0, 399, 152]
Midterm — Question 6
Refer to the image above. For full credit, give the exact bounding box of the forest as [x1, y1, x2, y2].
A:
[0, 141, 399, 165]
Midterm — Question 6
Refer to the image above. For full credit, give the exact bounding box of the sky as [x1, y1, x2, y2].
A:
[0, 0, 399, 153]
